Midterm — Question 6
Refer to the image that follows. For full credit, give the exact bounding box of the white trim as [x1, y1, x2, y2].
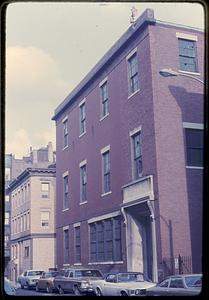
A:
[183, 122, 204, 129]
[73, 263, 82, 266]
[186, 166, 204, 170]
[62, 208, 70, 212]
[178, 70, 201, 76]
[88, 211, 120, 224]
[62, 171, 69, 178]
[79, 98, 86, 107]
[101, 191, 112, 197]
[100, 145, 110, 154]
[79, 131, 86, 138]
[63, 264, 70, 267]
[99, 112, 110, 122]
[99, 76, 108, 87]
[79, 159, 87, 168]
[129, 126, 142, 137]
[62, 116, 68, 123]
[63, 225, 69, 231]
[126, 47, 137, 60]
[176, 32, 198, 41]
[79, 201, 87, 205]
[73, 222, 81, 228]
[88, 261, 123, 265]
[128, 89, 140, 100]
[62, 145, 69, 151]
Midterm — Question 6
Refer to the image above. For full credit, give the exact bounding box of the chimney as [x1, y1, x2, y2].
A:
[47, 142, 53, 163]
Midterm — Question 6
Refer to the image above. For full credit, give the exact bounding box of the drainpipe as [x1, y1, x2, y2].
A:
[147, 200, 158, 283]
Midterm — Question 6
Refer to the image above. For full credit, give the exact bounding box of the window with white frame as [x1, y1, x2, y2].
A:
[185, 128, 203, 167]
[41, 211, 50, 227]
[100, 81, 109, 117]
[132, 131, 142, 179]
[5, 212, 9, 225]
[63, 174, 69, 209]
[127, 52, 139, 95]
[74, 226, 81, 263]
[5, 195, 9, 202]
[24, 246, 29, 257]
[80, 164, 87, 203]
[41, 182, 50, 199]
[178, 38, 198, 72]
[102, 150, 110, 194]
[63, 119, 68, 148]
[80, 102, 86, 135]
[5, 167, 11, 181]
[63, 228, 69, 263]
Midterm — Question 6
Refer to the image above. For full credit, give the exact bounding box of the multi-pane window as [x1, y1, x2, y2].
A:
[178, 39, 198, 72]
[63, 228, 69, 263]
[63, 119, 68, 148]
[132, 132, 142, 179]
[5, 212, 9, 225]
[63, 175, 69, 209]
[100, 82, 109, 117]
[41, 182, 49, 199]
[80, 165, 87, 203]
[75, 226, 81, 263]
[89, 216, 122, 262]
[5, 168, 11, 181]
[80, 103, 86, 135]
[128, 53, 139, 95]
[24, 246, 29, 257]
[41, 211, 50, 227]
[102, 151, 110, 194]
[185, 128, 203, 167]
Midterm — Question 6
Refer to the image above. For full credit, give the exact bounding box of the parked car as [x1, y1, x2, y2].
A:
[35, 271, 60, 293]
[145, 274, 202, 296]
[92, 271, 156, 296]
[18, 270, 44, 289]
[4, 278, 17, 295]
[53, 267, 103, 295]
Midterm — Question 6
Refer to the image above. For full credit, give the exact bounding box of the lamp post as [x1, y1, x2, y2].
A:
[159, 68, 204, 84]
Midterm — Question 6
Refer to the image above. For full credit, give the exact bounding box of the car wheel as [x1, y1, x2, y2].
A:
[26, 282, 31, 290]
[121, 291, 128, 296]
[73, 285, 81, 296]
[96, 287, 103, 296]
[35, 284, 40, 292]
[46, 284, 52, 294]
[20, 284, 24, 289]
[58, 286, 64, 294]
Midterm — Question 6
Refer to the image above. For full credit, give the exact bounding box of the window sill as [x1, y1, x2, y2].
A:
[101, 191, 112, 197]
[62, 145, 69, 151]
[79, 201, 87, 205]
[62, 208, 70, 212]
[128, 89, 140, 100]
[74, 263, 82, 266]
[88, 261, 123, 265]
[79, 131, 86, 138]
[178, 70, 201, 76]
[186, 166, 203, 170]
[100, 113, 110, 122]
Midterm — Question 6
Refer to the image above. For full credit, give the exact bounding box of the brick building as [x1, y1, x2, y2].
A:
[52, 9, 203, 281]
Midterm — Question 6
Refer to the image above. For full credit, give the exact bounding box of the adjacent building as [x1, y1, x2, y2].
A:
[8, 166, 56, 281]
[52, 9, 204, 281]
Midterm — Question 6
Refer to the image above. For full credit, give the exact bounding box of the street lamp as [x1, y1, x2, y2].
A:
[159, 68, 204, 84]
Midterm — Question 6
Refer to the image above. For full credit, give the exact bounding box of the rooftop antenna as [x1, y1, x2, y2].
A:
[130, 6, 138, 27]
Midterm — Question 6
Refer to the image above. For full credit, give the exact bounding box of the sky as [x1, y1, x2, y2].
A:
[5, 1, 205, 158]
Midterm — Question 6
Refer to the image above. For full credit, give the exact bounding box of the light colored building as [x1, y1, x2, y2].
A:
[8, 166, 56, 281]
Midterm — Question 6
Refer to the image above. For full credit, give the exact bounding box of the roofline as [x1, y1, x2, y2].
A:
[7, 167, 56, 192]
[52, 8, 156, 121]
[156, 20, 204, 33]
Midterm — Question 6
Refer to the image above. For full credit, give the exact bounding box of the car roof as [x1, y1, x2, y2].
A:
[105, 272, 144, 276]
[165, 274, 202, 279]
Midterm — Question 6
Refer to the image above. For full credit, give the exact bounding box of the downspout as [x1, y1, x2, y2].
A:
[147, 200, 158, 283]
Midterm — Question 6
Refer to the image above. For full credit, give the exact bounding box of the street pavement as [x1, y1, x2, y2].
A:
[15, 288, 76, 296]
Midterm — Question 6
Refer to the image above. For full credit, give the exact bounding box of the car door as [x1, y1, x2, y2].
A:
[151, 279, 170, 296]
[168, 278, 186, 295]
[22, 272, 27, 285]
[103, 274, 118, 296]
[39, 272, 45, 289]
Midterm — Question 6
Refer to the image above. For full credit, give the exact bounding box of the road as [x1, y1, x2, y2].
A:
[15, 287, 77, 296]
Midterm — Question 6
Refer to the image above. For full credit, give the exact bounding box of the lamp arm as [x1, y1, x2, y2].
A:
[178, 73, 204, 84]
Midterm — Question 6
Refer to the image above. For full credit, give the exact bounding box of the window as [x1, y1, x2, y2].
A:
[80, 164, 87, 203]
[63, 228, 69, 264]
[159, 279, 169, 287]
[178, 39, 198, 72]
[132, 132, 142, 179]
[89, 216, 122, 262]
[63, 119, 68, 148]
[4, 235, 9, 247]
[169, 278, 184, 288]
[102, 151, 110, 194]
[185, 129, 203, 167]
[75, 227, 81, 263]
[24, 246, 29, 257]
[41, 182, 49, 199]
[128, 53, 139, 95]
[80, 102, 86, 135]
[5, 167, 11, 181]
[5, 195, 9, 202]
[5, 212, 9, 225]
[100, 81, 109, 117]
[41, 211, 50, 227]
[63, 175, 69, 209]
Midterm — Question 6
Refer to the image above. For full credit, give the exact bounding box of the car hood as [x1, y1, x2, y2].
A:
[28, 275, 42, 279]
[114, 281, 156, 289]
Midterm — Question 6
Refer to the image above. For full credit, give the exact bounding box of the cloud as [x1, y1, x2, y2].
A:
[6, 128, 32, 158]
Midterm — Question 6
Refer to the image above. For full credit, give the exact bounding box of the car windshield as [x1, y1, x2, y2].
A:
[185, 275, 202, 287]
[28, 271, 43, 276]
[117, 273, 144, 282]
[75, 270, 102, 277]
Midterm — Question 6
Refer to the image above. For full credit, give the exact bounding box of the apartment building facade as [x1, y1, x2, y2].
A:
[52, 9, 204, 281]
[8, 167, 56, 281]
